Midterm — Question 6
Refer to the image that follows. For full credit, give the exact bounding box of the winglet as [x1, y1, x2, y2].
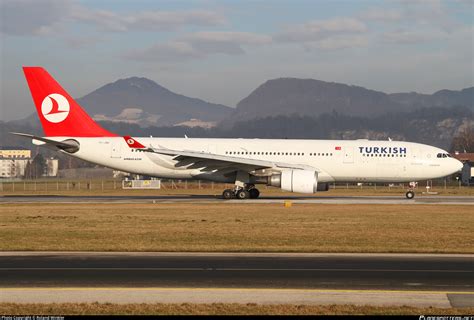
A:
[124, 136, 146, 149]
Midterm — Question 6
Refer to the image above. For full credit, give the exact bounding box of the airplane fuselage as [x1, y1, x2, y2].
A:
[47, 137, 462, 184]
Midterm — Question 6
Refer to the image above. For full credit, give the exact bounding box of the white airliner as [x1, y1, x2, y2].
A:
[14, 67, 463, 199]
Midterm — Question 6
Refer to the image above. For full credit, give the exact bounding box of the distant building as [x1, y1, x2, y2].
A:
[0, 158, 30, 178]
[0, 147, 31, 159]
[452, 153, 474, 186]
[0, 147, 59, 178]
[45, 158, 59, 177]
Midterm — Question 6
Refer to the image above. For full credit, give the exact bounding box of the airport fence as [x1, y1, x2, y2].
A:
[0, 177, 466, 193]
[0, 179, 234, 192]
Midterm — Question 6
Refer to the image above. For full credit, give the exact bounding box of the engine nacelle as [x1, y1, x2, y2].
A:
[268, 170, 318, 193]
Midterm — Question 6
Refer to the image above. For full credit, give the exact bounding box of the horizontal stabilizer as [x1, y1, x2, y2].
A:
[10, 132, 80, 153]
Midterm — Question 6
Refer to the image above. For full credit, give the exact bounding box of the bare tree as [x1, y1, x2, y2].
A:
[24, 153, 46, 179]
[451, 127, 474, 153]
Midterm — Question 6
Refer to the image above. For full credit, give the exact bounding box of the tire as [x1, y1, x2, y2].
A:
[237, 190, 250, 200]
[222, 189, 234, 199]
[249, 188, 260, 199]
[406, 191, 415, 199]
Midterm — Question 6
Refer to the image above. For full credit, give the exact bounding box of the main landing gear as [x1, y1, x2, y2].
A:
[222, 184, 260, 200]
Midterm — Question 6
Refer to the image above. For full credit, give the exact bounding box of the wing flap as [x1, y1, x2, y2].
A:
[147, 147, 318, 173]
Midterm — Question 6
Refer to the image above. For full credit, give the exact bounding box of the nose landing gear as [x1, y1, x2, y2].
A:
[405, 190, 415, 199]
[405, 181, 417, 199]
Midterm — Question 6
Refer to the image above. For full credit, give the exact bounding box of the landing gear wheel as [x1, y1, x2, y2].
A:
[249, 188, 260, 199]
[222, 189, 234, 199]
[406, 191, 415, 199]
[237, 190, 250, 200]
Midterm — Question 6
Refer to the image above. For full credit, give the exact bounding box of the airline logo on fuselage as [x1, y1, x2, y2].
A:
[41, 93, 70, 123]
[359, 147, 407, 154]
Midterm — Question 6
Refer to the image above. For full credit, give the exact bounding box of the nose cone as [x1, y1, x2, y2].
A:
[451, 159, 463, 174]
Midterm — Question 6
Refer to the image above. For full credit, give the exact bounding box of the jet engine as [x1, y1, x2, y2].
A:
[267, 170, 319, 193]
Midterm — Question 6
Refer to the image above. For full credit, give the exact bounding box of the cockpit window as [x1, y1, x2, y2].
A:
[437, 153, 451, 158]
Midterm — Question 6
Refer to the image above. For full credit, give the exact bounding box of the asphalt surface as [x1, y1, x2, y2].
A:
[1, 194, 473, 205]
[1, 253, 473, 291]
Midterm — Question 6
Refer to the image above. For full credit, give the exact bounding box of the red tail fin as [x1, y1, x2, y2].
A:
[23, 67, 116, 137]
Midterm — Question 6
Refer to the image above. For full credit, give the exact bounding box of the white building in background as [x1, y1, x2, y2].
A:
[1, 159, 14, 178]
[0, 147, 59, 178]
[45, 158, 59, 177]
[0, 158, 31, 178]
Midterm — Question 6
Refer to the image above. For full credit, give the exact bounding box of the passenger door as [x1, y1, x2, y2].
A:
[343, 146, 354, 164]
[110, 141, 122, 159]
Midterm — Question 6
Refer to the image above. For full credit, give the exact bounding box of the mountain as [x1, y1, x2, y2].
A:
[76, 77, 232, 127]
[389, 87, 474, 109]
[231, 78, 474, 123]
[232, 78, 400, 123]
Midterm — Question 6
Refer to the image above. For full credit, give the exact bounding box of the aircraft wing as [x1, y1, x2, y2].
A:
[146, 147, 318, 174]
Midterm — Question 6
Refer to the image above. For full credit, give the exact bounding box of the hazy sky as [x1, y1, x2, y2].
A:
[1, 0, 473, 121]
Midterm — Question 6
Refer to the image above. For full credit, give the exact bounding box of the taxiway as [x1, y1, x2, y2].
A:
[1, 194, 473, 205]
[1, 252, 472, 307]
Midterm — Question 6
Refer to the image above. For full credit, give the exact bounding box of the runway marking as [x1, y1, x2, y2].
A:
[1, 287, 473, 295]
[1, 267, 472, 273]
